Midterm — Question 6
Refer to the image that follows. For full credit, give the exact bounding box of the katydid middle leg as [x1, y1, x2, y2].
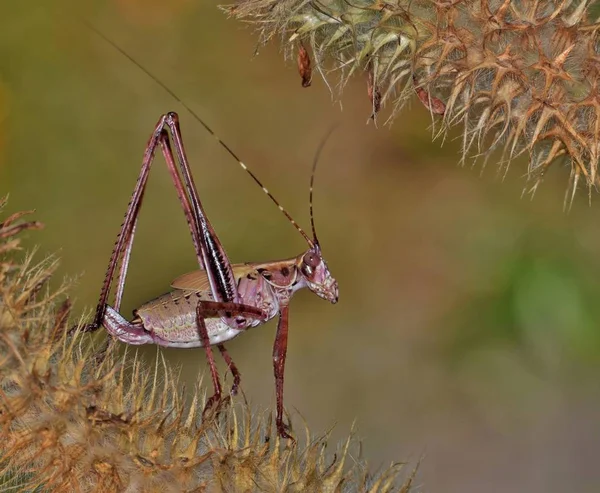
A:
[218, 344, 241, 395]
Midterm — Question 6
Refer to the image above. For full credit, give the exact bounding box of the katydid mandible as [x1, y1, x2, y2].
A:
[79, 110, 338, 439]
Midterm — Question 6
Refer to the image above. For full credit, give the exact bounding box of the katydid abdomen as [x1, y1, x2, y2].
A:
[136, 290, 244, 346]
[120, 266, 282, 347]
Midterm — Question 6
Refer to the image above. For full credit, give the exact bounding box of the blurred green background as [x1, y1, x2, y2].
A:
[2, 1, 600, 491]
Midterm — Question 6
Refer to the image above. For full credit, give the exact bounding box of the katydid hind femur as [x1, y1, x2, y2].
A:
[77, 112, 338, 440]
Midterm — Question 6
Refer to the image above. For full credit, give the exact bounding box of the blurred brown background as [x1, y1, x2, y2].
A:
[1, 1, 600, 491]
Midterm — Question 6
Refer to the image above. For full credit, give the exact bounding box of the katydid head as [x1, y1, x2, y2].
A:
[297, 246, 338, 304]
[295, 126, 339, 304]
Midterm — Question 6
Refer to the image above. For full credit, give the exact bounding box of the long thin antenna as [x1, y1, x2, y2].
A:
[84, 21, 314, 247]
[309, 124, 338, 248]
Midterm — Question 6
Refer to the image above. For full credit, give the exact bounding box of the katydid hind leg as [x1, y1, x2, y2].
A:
[76, 116, 221, 337]
[78, 117, 209, 338]
[80, 113, 260, 338]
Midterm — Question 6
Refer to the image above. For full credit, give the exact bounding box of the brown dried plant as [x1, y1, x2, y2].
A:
[225, 0, 600, 205]
[0, 199, 418, 492]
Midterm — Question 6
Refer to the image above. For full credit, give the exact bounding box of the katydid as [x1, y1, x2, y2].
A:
[77, 104, 337, 438]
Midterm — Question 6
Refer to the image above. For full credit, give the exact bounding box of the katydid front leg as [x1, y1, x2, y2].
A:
[273, 305, 293, 441]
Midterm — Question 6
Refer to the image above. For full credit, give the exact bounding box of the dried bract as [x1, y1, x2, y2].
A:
[297, 41, 312, 87]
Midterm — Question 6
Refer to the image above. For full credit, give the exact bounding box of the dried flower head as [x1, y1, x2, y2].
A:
[225, 0, 600, 205]
[0, 200, 418, 492]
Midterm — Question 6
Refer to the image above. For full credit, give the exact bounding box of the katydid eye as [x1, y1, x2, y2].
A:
[303, 252, 320, 268]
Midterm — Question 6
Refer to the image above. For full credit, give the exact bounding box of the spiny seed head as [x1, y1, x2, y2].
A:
[0, 200, 417, 492]
[225, 0, 600, 205]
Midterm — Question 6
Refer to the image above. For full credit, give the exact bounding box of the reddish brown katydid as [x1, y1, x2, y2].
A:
[77, 27, 338, 440]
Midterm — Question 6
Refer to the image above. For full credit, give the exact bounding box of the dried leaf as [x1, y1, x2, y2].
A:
[297, 41, 312, 87]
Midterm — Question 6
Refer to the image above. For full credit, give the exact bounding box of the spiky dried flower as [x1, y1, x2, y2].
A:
[0, 199, 418, 492]
[225, 0, 600, 204]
